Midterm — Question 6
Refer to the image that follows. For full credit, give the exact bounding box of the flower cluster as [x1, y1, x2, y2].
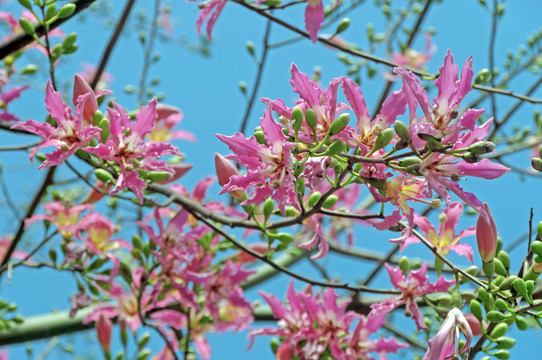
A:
[251, 281, 407, 359]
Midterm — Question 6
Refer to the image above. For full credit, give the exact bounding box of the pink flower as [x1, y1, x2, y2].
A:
[193, 0, 226, 40]
[12, 80, 102, 169]
[148, 104, 195, 144]
[78, 62, 114, 90]
[216, 106, 297, 214]
[25, 201, 93, 238]
[83, 98, 182, 203]
[476, 203, 497, 263]
[406, 202, 476, 262]
[391, 34, 436, 70]
[252, 281, 405, 359]
[371, 263, 454, 330]
[305, 0, 324, 43]
[423, 307, 473, 360]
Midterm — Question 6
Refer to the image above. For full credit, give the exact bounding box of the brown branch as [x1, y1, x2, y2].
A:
[0, 0, 96, 60]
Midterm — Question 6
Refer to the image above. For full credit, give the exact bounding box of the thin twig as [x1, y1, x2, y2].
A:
[0, 172, 21, 221]
[0, 0, 96, 60]
[91, 0, 137, 90]
[239, 19, 272, 135]
[231, 0, 542, 104]
[138, 0, 161, 106]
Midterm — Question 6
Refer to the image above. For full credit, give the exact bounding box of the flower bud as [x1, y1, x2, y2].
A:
[393, 121, 411, 143]
[469, 299, 483, 321]
[291, 107, 304, 131]
[336, 18, 350, 34]
[496, 337, 516, 350]
[476, 203, 497, 263]
[531, 157, 542, 172]
[370, 128, 394, 154]
[399, 156, 422, 168]
[468, 140, 496, 154]
[96, 313, 112, 354]
[73, 74, 98, 124]
[486, 310, 506, 322]
[329, 113, 350, 136]
[214, 153, 238, 187]
[305, 109, 317, 135]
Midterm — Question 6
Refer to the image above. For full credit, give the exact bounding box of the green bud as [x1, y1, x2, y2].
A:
[63, 33, 77, 49]
[512, 278, 527, 296]
[329, 113, 350, 136]
[48, 248, 57, 263]
[532, 241, 542, 257]
[494, 298, 509, 311]
[370, 128, 394, 153]
[254, 131, 268, 145]
[20, 64, 38, 74]
[399, 157, 422, 168]
[98, 118, 110, 142]
[305, 109, 317, 135]
[496, 337, 516, 350]
[262, 0, 281, 6]
[291, 107, 304, 131]
[482, 260, 495, 279]
[474, 68, 491, 84]
[263, 198, 274, 221]
[46, 5, 57, 21]
[486, 310, 506, 322]
[296, 177, 305, 195]
[336, 18, 351, 34]
[115, 352, 123, 360]
[499, 275, 518, 290]
[515, 316, 528, 330]
[17, 0, 33, 10]
[275, 233, 294, 243]
[12, 315, 24, 324]
[95, 168, 115, 184]
[58, 3, 77, 18]
[131, 235, 142, 250]
[322, 195, 338, 209]
[239, 81, 247, 94]
[469, 299, 483, 320]
[19, 18, 34, 35]
[531, 158, 542, 172]
[138, 332, 150, 349]
[270, 338, 280, 354]
[494, 258, 507, 276]
[308, 191, 322, 208]
[526, 280, 535, 295]
[324, 141, 346, 155]
[398, 256, 410, 275]
[365, 177, 387, 191]
[394, 121, 411, 143]
[146, 171, 172, 182]
[478, 287, 494, 309]
[468, 140, 496, 154]
[494, 350, 510, 360]
[246, 41, 255, 56]
[498, 251, 511, 269]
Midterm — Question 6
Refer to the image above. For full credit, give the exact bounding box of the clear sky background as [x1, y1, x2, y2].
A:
[1, 0, 542, 359]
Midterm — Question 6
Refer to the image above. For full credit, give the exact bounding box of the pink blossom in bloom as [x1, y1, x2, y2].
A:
[216, 106, 297, 214]
[0, 67, 28, 122]
[148, 104, 195, 143]
[476, 202, 497, 263]
[384, 34, 436, 81]
[0, 235, 26, 261]
[83, 98, 182, 203]
[371, 263, 454, 330]
[12, 81, 102, 169]
[25, 201, 93, 238]
[423, 307, 473, 360]
[75, 213, 128, 255]
[192, 0, 226, 40]
[406, 202, 476, 262]
[251, 281, 405, 359]
[305, 0, 324, 43]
